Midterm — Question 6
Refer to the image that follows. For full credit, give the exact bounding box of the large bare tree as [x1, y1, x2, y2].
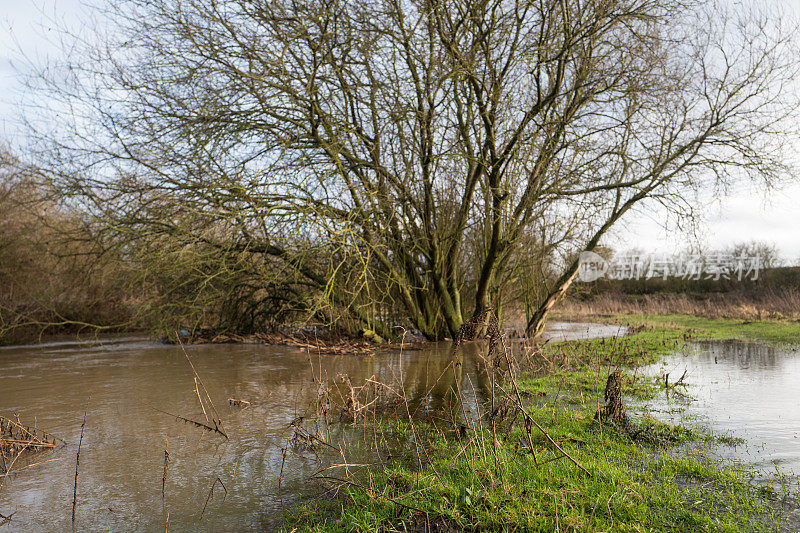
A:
[23, 0, 798, 338]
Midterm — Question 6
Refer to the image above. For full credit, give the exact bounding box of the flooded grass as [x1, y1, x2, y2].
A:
[290, 320, 799, 532]
[559, 313, 800, 345]
[1, 319, 798, 530]
[293, 395, 781, 531]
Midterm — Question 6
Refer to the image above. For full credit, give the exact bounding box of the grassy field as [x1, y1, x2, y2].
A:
[287, 316, 800, 531]
[559, 313, 800, 344]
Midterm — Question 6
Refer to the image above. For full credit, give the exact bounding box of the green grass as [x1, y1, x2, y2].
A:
[517, 368, 660, 402]
[289, 318, 794, 531]
[292, 404, 780, 531]
[565, 313, 800, 345]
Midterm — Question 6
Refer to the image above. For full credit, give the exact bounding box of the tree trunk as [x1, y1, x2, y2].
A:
[525, 265, 581, 338]
[525, 195, 638, 337]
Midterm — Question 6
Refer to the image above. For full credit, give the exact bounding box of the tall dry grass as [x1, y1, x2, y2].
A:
[558, 289, 800, 321]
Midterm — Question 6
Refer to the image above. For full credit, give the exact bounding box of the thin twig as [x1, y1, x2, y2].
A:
[0, 456, 62, 478]
[72, 406, 88, 532]
[531, 419, 591, 476]
[0, 511, 16, 527]
[176, 334, 226, 436]
[162, 436, 169, 531]
[194, 378, 210, 424]
[199, 477, 227, 521]
[314, 475, 427, 516]
[150, 407, 228, 440]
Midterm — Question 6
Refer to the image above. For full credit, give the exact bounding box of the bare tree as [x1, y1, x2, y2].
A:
[730, 240, 782, 269]
[0, 142, 139, 342]
[22, 0, 799, 339]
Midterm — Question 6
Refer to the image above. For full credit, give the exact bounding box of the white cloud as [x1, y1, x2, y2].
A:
[607, 182, 800, 265]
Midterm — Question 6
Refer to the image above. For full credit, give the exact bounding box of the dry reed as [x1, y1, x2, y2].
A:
[559, 288, 800, 321]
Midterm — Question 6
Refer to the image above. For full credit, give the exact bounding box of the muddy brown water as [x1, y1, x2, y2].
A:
[0, 323, 624, 532]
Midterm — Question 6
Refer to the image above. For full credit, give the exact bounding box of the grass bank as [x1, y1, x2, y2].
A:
[554, 313, 800, 345]
[288, 319, 797, 531]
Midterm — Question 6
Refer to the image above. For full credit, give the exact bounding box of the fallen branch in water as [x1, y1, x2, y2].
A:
[1, 415, 65, 465]
[0, 448, 26, 491]
[661, 371, 692, 398]
[227, 398, 251, 409]
[150, 407, 228, 440]
[172, 328, 426, 355]
[0, 438, 56, 449]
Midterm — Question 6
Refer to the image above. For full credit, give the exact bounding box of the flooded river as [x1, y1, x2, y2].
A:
[0, 323, 622, 532]
[6, 324, 795, 531]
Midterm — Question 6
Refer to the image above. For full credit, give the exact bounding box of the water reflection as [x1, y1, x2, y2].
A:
[692, 339, 781, 370]
[0, 339, 482, 531]
[0, 322, 624, 531]
[643, 340, 800, 477]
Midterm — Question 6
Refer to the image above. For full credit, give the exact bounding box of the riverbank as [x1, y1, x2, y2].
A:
[553, 312, 800, 344]
[162, 327, 428, 355]
[288, 317, 800, 531]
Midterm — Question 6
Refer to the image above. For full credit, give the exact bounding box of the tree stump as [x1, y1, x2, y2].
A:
[595, 370, 628, 426]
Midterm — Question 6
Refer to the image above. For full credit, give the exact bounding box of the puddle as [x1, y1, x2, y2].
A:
[643, 340, 800, 479]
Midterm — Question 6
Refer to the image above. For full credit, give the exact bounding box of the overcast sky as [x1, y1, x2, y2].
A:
[2, 1, 799, 264]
